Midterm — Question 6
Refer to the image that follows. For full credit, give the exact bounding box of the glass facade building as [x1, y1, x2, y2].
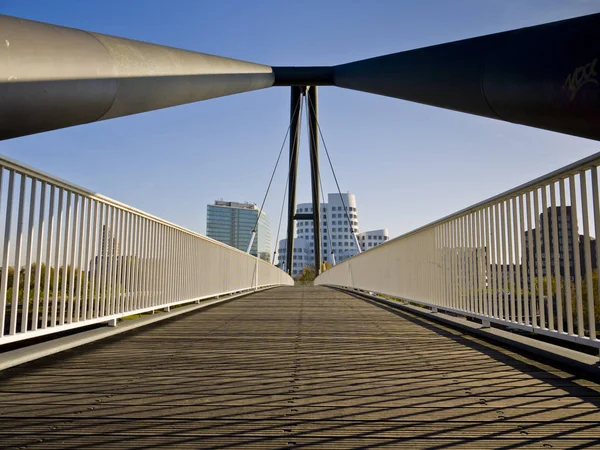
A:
[206, 201, 272, 261]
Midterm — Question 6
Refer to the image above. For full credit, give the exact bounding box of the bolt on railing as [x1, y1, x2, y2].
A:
[0, 155, 293, 345]
[316, 152, 600, 349]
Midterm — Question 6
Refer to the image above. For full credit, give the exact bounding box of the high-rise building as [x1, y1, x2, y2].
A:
[523, 206, 597, 281]
[278, 193, 389, 276]
[101, 225, 120, 257]
[206, 200, 271, 260]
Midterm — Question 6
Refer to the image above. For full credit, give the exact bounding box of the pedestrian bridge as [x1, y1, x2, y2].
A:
[1, 286, 599, 449]
[1, 11, 600, 450]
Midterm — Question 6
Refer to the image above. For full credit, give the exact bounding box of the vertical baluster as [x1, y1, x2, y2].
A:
[511, 197, 520, 324]
[542, 187, 552, 329]
[534, 189, 544, 329]
[560, 180, 573, 335]
[526, 191, 537, 328]
[9, 174, 27, 335]
[59, 192, 72, 325]
[42, 186, 55, 329]
[580, 172, 595, 338]
[591, 168, 600, 342]
[68, 195, 80, 323]
[569, 175, 584, 337]
[75, 197, 86, 322]
[550, 183, 563, 333]
[51, 188, 64, 327]
[32, 182, 46, 331]
[81, 198, 93, 321]
[500, 202, 509, 322]
[519, 194, 530, 326]
[21, 176, 37, 333]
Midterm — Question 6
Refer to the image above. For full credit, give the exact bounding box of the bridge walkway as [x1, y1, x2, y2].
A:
[0, 286, 599, 449]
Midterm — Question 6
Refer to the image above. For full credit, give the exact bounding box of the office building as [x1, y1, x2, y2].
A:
[523, 206, 597, 282]
[278, 193, 389, 277]
[206, 200, 271, 260]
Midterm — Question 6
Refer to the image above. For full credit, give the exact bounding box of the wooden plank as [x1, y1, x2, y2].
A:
[0, 285, 599, 449]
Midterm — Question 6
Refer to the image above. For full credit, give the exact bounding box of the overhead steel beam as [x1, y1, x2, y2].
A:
[333, 13, 600, 141]
[0, 15, 274, 140]
[2, 12, 599, 142]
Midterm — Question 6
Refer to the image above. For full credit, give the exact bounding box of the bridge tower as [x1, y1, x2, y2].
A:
[285, 86, 321, 277]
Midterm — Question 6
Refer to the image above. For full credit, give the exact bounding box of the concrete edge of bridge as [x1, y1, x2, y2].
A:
[330, 286, 600, 378]
[0, 286, 277, 372]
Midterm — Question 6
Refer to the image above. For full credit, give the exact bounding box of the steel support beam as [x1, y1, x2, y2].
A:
[333, 13, 600, 141]
[0, 14, 274, 140]
[273, 67, 334, 86]
[294, 213, 314, 221]
[3, 13, 600, 142]
[285, 86, 303, 276]
[308, 87, 321, 276]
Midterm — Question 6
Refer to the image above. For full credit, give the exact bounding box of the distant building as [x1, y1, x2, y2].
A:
[206, 200, 271, 260]
[92, 225, 121, 275]
[101, 225, 120, 257]
[523, 206, 597, 282]
[278, 193, 389, 277]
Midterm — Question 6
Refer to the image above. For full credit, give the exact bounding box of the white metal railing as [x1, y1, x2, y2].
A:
[316, 152, 600, 349]
[0, 155, 293, 345]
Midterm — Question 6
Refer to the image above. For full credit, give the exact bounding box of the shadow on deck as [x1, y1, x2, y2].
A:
[0, 285, 599, 449]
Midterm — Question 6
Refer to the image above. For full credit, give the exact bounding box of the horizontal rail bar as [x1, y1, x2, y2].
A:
[316, 152, 600, 349]
[0, 155, 293, 345]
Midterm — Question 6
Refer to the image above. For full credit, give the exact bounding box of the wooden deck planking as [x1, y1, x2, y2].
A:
[0, 285, 599, 449]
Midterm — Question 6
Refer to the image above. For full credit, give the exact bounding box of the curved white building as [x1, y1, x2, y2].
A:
[278, 193, 389, 277]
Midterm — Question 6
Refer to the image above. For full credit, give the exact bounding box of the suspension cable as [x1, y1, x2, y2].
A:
[271, 94, 304, 267]
[304, 93, 335, 266]
[247, 98, 301, 254]
[272, 174, 289, 265]
[318, 156, 336, 265]
[306, 93, 361, 256]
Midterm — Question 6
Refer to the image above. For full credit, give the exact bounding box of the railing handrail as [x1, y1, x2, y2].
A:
[317, 151, 600, 350]
[0, 153, 253, 257]
[358, 151, 600, 258]
[0, 154, 293, 345]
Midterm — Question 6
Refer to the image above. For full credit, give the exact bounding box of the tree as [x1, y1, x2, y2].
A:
[576, 269, 599, 330]
[296, 265, 316, 284]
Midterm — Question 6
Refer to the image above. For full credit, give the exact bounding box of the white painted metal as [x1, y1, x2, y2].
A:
[0, 155, 292, 345]
[0, 170, 15, 337]
[246, 231, 256, 254]
[10, 174, 26, 335]
[316, 152, 600, 349]
[32, 181, 45, 331]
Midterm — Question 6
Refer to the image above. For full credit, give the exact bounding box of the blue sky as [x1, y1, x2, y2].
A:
[1, 0, 599, 251]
